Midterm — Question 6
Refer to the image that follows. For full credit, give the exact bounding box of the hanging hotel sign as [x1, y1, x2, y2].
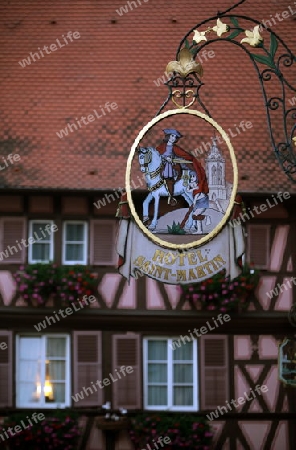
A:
[116, 108, 245, 285]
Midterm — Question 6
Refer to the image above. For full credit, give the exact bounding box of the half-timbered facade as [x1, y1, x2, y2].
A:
[1, 0, 296, 449]
[0, 191, 295, 449]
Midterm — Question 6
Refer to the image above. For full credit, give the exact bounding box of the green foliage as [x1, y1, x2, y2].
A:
[269, 33, 278, 59]
[225, 16, 279, 69]
[250, 52, 275, 68]
[167, 221, 186, 235]
[227, 29, 243, 40]
[13, 263, 98, 307]
[129, 412, 213, 450]
[226, 17, 244, 39]
[230, 16, 239, 28]
[0, 410, 81, 450]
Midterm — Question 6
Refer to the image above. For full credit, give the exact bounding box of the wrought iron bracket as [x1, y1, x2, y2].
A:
[157, 0, 296, 181]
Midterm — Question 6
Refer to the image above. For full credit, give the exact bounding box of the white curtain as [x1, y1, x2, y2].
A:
[147, 340, 194, 407]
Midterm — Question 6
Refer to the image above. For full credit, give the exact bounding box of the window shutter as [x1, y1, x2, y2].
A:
[0, 331, 13, 407]
[0, 218, 26, 263]
[200, 335, 228, 410]
[247, 224, 270, 269]
[112, 333, 141, 410]
[72, 331, 103, 407]
[90, 220, 116, 265]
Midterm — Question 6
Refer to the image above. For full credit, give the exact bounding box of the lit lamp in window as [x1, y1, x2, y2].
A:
[44, 361, 54, 402]
[44, 378, 54, 401]
[34, 363, 54, 401]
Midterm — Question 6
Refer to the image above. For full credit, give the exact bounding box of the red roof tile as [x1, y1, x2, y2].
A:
[0, 0, 296, 193]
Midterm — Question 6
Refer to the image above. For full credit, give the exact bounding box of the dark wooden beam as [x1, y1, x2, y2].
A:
[0, 308, 292, 335]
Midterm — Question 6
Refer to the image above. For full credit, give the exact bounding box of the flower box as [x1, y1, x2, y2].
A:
[13, 263, 98, 307]
[129, 413, 213, 450]
[180, 263, 260, 313]
[0, 411, 81, 450]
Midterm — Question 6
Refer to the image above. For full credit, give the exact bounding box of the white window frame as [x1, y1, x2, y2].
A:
[62, 221, 87, 265]
[28, 220, 54, 263]
[16, 334, 71, 409]
[143, 337, 198, 412]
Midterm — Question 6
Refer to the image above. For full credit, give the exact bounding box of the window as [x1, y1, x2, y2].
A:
[28, 220, 54, 263]
[16, 335, 70, 408]
[62, 221, 87, 265]
[143, 338, 198, 411]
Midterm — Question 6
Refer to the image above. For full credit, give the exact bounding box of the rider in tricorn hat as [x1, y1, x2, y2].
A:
[156, 128, 209, 206]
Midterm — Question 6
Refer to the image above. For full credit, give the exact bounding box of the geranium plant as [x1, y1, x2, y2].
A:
[0, 411, 81, 450]
[55, 265, 98, 305]
[129, 413, 213, 450]
[180, 263, 260, 312]
[13, 263, 98, 307]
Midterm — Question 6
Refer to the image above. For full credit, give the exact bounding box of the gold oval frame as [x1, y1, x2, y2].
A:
[126, 109, 238, 250]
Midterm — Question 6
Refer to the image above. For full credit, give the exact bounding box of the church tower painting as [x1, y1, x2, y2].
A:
[205, 137, 227, 201]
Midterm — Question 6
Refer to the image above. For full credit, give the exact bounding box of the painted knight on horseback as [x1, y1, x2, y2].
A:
[137, 128, 209, 232]
[156, 128, 209, 209]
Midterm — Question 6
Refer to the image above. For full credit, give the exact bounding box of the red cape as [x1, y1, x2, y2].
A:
[156, 142, 209, 194]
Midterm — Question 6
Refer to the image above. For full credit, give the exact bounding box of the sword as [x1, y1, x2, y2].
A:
[172, 158, 193, 164]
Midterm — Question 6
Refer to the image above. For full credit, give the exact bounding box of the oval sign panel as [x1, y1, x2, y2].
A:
[126, 109, 238, 250]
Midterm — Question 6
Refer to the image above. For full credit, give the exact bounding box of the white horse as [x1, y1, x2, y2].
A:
[137, 146, 203, 232]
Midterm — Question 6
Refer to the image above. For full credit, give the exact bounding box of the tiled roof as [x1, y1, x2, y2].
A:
[0, 0, 296, 193]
